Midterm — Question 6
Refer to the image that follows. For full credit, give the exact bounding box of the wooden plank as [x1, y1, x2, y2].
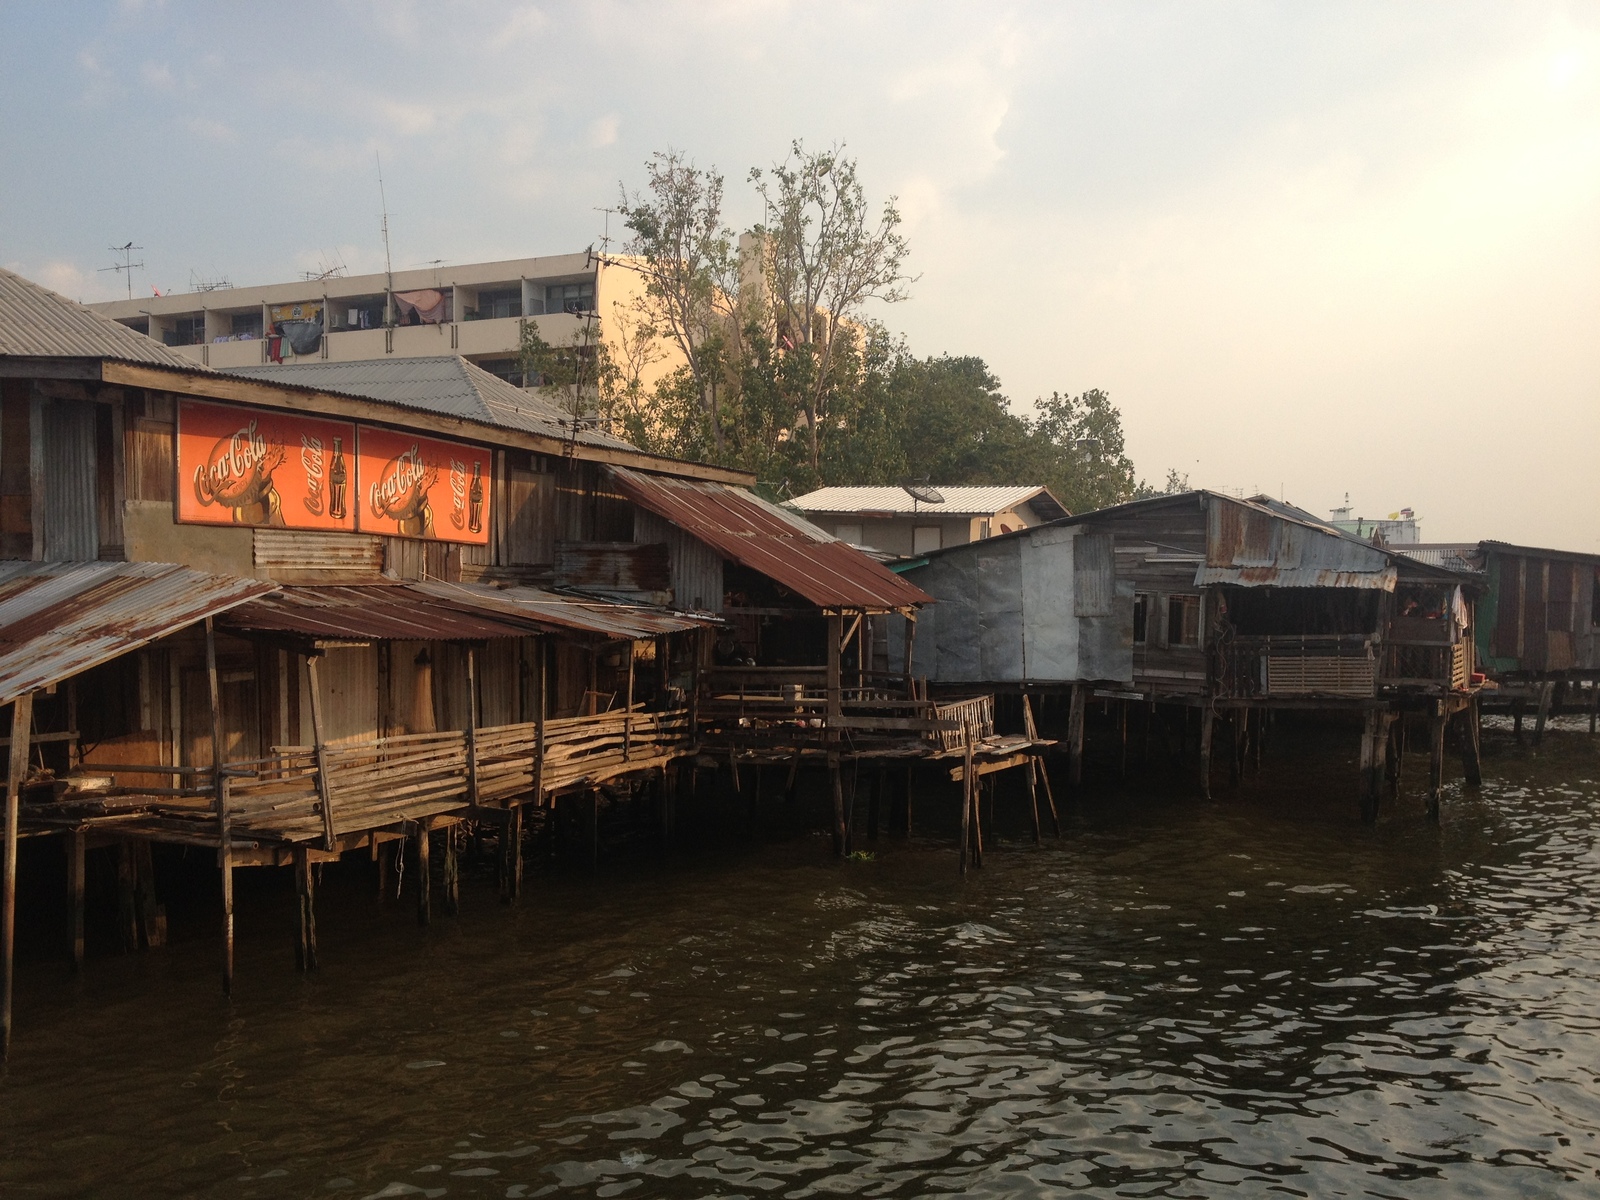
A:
[2, 692, 34, 1061]
[305, 655, 337, 851]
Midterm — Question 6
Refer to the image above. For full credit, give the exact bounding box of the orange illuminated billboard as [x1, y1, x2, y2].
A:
[356, 427, 490, 545]
[177, 400, 356, 531]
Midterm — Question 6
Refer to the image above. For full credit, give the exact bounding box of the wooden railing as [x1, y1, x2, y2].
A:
[1214, 636, 1376, 699]
[929, 696, 993, 752]
[40, 707, 694, 846]
[1380, 641, 1470, 691]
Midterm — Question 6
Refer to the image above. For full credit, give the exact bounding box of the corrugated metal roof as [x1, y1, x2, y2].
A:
[0, 561, 275, 708]
[220, 356, 637, 451]
[221, 584, 534, 642]
[0, 268, 202, 367]
[609, 468, 931, 611]
[1399, 544, 1483, 572]
[791, 485, 1066, 519]
[415, 582, 713, 639]
[221, 581, 713, 643]
[1195, 566, 1398, 590]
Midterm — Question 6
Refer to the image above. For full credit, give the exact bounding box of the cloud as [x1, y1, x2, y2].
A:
[588, 114, 620, 148]
[140, 61, 175, 90]
[187, 117, 236, 143]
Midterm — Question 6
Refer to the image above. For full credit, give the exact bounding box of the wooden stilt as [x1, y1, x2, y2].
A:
[293, 847, 317, 971]
[830, 757, 846, 857]
[1067, 683, 1086, 789]
[1026, 753, 1042, 845]
[442, 824, 460, 917]
[590, 790, 600, 873]
[868, 764, 882, 841]
[971, 769, 985, 869]
[1119, 701, 1128, 779]
[305, 655, 336, 851]
[67, 830, 85, 973]
[1459, 700, 1483, 788]
[116, 840, 138, 952]
[1229, 711, 1243, 788]
[2, 691, 35, 1061]
[784, 748, 802, 803]
[1533, 679, 1555, 746]
[1426, 707, 1447, 820]
[133, 839, 164, 948]
[1198, 703, 1215, 800]
[465, 647, 480, 805]
[904, 764, 914, 838]
[205, 617, 234, 997]
[500, 806, 522, 903]
[415, 822, 431, 926]
[1513, 702, 1524, 743]
[1590, 680, 1598, 735]
[1358, 709, 1385, 823]
[958, 745, 972, 877]
[376, 834, 390, 902]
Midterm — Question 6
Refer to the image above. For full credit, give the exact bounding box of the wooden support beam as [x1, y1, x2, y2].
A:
[415, 821, 431, 927]
[205, 617, 234, 998]
[623, 642, 634, 763]
[958, 740, 972, 878]
[869, 764, 883, 842]
[67, 830, 85, 973]
[904, 764, 914, 838]
[305, 655, 337, 851]
[293, 847, 317, 971]
[133, 839, 164, 948]
[590, 789, 600, 873]
[1358, 708, 1386, 824]
[1459, 699, 1482, 788]
[903, 613, 917, 699]
[1068, 683, 1086, 789]
[534, 638, 547, 803]
[830, 755, 846, 857]
[2, 691, 35, 1062]
[116, 840, 137, 952]
[1026, 753, 1042, 845]
[1533, 679, 1555, 747]
[1426, 707, 1446, 821]
[442, 824, 460, 917]
[1198, 703, 1215, 801]
[828, 613, 844, 857]
[466, 647, 479, 805]
[500, 806, 522, 903]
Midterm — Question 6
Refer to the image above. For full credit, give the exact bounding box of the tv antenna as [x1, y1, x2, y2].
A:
[594, 206, 617, 254]
[99, 242, 144, 300]
[189, 269, 234, 292]
[377, 151, 394, 323]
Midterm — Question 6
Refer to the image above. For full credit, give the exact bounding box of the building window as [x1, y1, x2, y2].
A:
[230, 312, 263, 338]
[977, 519, 991, 539]
[1168, 595, 1201, 647]
[475, 358, 526, 387]
[475, 287, 523, 320]
[546, 282, 595, 315]
[163, 314, 205, 346]
[835, 523, 863, 546]
[913, 526, 941, 555]
[1133, 593, 1148, 645]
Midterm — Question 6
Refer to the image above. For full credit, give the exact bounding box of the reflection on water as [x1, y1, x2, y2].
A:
[4, 725, 1600, 1197]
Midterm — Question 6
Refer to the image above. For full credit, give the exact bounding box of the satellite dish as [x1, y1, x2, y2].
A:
[903, 484, 944, 505]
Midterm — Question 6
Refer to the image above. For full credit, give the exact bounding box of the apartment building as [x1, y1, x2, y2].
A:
[89, 251, 663, 393]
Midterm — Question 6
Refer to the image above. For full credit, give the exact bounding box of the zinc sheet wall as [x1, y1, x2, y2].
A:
[38, 397, 98, 561]
[636, 508, 723, 612]
[906, 523, 1133, 685]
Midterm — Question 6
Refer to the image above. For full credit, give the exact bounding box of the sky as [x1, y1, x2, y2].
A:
[2, 1, 1597, 548]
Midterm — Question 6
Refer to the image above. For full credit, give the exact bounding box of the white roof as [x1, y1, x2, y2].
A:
[790, 485, 1061, 517]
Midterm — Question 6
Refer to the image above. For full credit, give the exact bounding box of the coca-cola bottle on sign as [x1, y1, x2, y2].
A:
[329, 437, 348, 520]
[468, 461, 484, 534]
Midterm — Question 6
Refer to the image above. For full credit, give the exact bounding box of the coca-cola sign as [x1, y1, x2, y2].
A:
[177, 401, 356, 532]
[355, 426, 490, 545]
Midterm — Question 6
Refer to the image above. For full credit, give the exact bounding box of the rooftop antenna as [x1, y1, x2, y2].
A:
[99, 242, 144, 300]
[377, 152, 394, 325]
[593, 206, 617, 254]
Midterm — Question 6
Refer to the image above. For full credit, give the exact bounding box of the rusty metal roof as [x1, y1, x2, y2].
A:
[1200, 494, 1397, 588]
[220, 584, 533, 642]
[221, 580, 713, 644]
[0, 268, 202, 368]
[413, 581, 713, 639]
[609, 468, 931, 611]
[0, 561, 275, 708]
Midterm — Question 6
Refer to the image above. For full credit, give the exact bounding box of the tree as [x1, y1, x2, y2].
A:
[1022, 388, 1141, 512]
[749, 142, 914, 471]
[616, 151, 739, 455]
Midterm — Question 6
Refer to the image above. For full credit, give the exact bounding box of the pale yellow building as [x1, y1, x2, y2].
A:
[89, 251, 671, 397]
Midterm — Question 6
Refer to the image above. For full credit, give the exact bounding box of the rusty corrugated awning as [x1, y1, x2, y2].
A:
[221, 581, 716, 644]
[609, 467, 931, 611]
[1194, 565, 1397, 590]
[414, 581, 714, 640]
[0, 561, 276, 708]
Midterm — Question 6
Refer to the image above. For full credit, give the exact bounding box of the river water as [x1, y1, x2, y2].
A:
[4, 720, 1600, 1198]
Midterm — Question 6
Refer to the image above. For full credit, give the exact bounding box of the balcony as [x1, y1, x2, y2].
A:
[1215, 635, 1376, 699]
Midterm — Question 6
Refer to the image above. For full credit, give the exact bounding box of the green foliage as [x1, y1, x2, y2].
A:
[603, 142, 1168, 513]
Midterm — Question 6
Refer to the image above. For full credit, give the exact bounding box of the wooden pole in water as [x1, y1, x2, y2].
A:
[465, 647, 479, 805]
[1026, 751, 1042, 844]
[293, 846, 317, 971]
[958, 741, 972, 877]
[1458, 699, 1483, 788]
[827, 612, 845, 856]
[205, 617, 234, 997]
[1068, 684, 1086, 789]
[869, 763, 882, 841]
[500, 806, 522, 903]
[1533, 678, 1555, 747]
[305, 655, 336, 851]
[1198, 703, 1215, 801]
[1358, 708, 1384, 823]
[590, 789, 599, 873]
[1426, 706, 1446, 821]
[415, 820, 431, 926]
[904, 764, 914, 838]
[442, 824, 459, 917]
[2, 691, 35, 1061]
[67, 829, 85, 973]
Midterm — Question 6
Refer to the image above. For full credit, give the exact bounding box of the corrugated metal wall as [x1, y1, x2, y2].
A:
[38, 398, 98, 561]
[636, 508, 723, 612]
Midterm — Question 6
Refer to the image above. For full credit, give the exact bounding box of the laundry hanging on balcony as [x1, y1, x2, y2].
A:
[277, 318, 324, 356]
[393, 289, 450, 325]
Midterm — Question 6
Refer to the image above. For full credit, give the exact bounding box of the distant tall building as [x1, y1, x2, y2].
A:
[89, 251, 676, 396]
[1328, 496, 1420, 545]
